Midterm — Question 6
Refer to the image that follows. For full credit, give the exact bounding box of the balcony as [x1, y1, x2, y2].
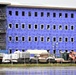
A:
[0, 29, 6, 33]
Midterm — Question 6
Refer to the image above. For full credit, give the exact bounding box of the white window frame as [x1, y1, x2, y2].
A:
[46, 24, 50, 30]
[40, 36, 44, 42]
[8, 23, 12, 29]
[28, 36, 32, 42]
[21, 23, 25, 29]
[40, 24, 44, 30]
[34, 24, 38, 30]
[46, 36, 50, 42]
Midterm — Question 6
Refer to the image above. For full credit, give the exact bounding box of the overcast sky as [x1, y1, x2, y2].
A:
[0, 0, 76, 8]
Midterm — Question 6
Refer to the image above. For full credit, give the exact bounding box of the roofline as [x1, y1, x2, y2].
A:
[7, 4, 76, 10]
[0, 2, 11, 5]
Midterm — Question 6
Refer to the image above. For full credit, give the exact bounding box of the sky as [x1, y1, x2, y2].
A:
[0, 0, 76, 8]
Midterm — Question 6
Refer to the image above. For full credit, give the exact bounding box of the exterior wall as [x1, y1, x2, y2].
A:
[6, 6, 76, 54]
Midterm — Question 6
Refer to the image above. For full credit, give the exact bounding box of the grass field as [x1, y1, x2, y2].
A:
[0, 63, 76, 68]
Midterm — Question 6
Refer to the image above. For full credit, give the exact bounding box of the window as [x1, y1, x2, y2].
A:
[47, 25, 50, 30]
[8, 24, 12, 28]
[71, 38, 74, 42]
[47, 37, 50, 42]
[28, 24, 31, 29]
[15, 11, 18, 16]
[53, 37, 56, 42]
[53, 25, 56, 29]
[65, 38, 68, 42]
[9, 36, 12, 41]
[65, 13, 68, 18]
[59, 13, 62, 18]
[41, 24, 44, 29]
[28, 37, 32, 42]
[22, 24, 25, 28]
[41, 12, 44, 17]
[22, 11, 25, 16]
[65, 25, 68, 30]
[16, 24, 18, 28]
[53, 13, 56, 17]
[34, 24, 37, 29]
[71, 13, 74, 18]
[28, 12, 31, 16]
[34, 37, 38, 42]
[9, 11, 12, 15]
[47, 12, 50, 17]
[9, 49, 12, 54]
[41, 36, 44, 42]
[59, 37, 62, 42]
[35, 12, 37, 17]
[59, 25, 62, 30]
[22, 37, 25, 41]
[71, 26, 74, 30]
[15, 36, 18, 41]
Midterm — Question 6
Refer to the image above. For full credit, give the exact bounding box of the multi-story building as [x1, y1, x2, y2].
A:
[0, 3, 76, 54]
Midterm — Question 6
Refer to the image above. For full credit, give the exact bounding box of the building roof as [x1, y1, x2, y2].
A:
[0, 2, 76, 10]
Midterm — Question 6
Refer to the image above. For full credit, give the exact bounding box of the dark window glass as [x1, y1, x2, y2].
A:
[41, 12, 44, 17]
[71, 38, 74, 42]
[22, 37, 25, 41]
[35, 37, 38, 41]
[59, 37, 62, 42]
[28, 12, 31, 16]
[9, 11, 12, 15]
[9, 49, 12, 54]
[22, 11, 25, 16]
[59, 25, 62, 30]
[53, 13, 56, 17]
[16, 24, 18, 28]
[65, 13, 68, 18]
[47, 12, 50, 17]
[65, 25, 68, 30]
[41, 25, 44, 29]
[16, 37, 18, 41]
[35, 24, 37, 29]
[28, 24, 31, 29]
[47, 37, 50, 42]
[71, 26, 74, 30]
[15, 11, 18, 16]
[28, 37, 31, 41]
[71, 13, 74, 18]
[9, 24, 12, 28]
[53, 37, 56, 42]
[41, 37, 44, 41]
[35, 12, 37, 17]
[59, 13, 62, 18]
[53, 25, 56, 29]
[22, 24, 25, 28]
[47, 25, 50, 30]
[65, 38, 68, 42]
[9, 37, 12, 41]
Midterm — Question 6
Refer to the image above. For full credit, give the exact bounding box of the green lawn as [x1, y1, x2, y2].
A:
[0, 63, 76, 67]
